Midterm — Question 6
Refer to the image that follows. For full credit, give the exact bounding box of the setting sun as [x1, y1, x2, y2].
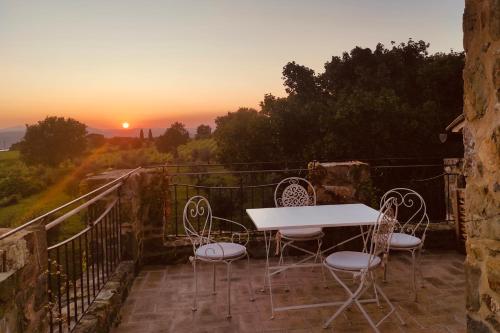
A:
[122, 122, 130, 129]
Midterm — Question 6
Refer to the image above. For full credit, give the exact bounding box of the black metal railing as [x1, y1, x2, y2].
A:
[162, 162, 456, 237]
[0, 167, 139, 333]
[46, 196, 121, 332]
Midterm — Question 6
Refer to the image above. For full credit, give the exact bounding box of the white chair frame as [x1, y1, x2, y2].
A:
[380, 188, 429, 301]
[322, 198, 406, 332]
[274, 177, 325, 288]
[183, 195, 255, 318]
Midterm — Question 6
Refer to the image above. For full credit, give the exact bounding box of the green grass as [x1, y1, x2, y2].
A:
[0, 188, 72, 228]
[0, 150, 20, 162]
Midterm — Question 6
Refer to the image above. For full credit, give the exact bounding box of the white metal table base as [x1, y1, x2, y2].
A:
[262, 228, 378, 319]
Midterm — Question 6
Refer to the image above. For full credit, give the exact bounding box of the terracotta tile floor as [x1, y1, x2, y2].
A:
[113, 250, 466, 333]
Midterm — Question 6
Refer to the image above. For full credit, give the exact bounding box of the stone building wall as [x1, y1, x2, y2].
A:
[462, 0, 500, 331]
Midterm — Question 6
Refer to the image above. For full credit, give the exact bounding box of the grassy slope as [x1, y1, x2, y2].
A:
[0, 145, 172, 229]
[0, 151, 74, 228]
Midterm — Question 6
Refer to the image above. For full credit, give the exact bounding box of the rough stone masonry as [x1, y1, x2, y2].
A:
[462, 0, 500, 332]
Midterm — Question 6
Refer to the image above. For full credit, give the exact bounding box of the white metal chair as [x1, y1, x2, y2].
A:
[380, 188, 429, 301]
[322, 198, 405, 332]
[274, 177, 325, 272]
[183, 195, 255, 318]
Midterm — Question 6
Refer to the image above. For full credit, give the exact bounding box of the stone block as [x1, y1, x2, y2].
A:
[486, 256, 500, 294]
[465, 262, 481, 312]
[467, 314, 494, 333]
[310, 161, 373, 205]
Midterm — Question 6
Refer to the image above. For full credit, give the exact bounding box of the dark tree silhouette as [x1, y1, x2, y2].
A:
[139, 129, 145, 141]
[156, 122, 190, 157]
[19, 116, 87, 166]
[148, 129, 153, 141]
[215, 40, 464, 163]
[195, 124, 212, 140]
[214, 108, 274, 164]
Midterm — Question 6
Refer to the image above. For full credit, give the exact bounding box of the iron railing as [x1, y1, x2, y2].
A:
[0, 167, 140, 333]
[161, 162, 457, 237]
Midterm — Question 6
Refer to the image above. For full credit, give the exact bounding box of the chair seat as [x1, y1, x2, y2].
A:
[196, 242, 246, 260]
[390, 233, 422, 248]
[325, 251, 381, 271]
[279, 227, 323, 238]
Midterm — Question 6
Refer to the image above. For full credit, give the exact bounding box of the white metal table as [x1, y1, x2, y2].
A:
[246, 203, 380, 318]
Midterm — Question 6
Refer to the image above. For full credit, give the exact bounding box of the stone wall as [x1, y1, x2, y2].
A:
[118, 169, 170, 265]
[0, 224, 48, 333]
[462, 0, 500, 331]
[309, 161, 374, 205]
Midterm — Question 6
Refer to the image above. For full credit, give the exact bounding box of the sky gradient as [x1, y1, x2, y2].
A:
[0, 0, 464, 129]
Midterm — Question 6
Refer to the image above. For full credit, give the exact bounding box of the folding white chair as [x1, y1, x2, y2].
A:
[380, 188, 429, 301]
[274, 177, 325, 284]
[183, 195, 255, 318]
[322, 198, 405, 332]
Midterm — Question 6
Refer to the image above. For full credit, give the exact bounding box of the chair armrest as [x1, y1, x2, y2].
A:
[212, 216, 250, 246]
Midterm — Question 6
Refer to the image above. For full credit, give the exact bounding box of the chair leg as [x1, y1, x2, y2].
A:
[411, 249, 417, 302]
[417, 246, 425, 289]
[317, 238, 328, 288]
[212, 263, 217, 295]
[226, 262, 232, 319]
[247, 254, 255, 301]
[370, 271, 381, 307]
[383, 253, 389, 283]
[192, 259, 198, 312]
[374, 283, 406, 326]
[323, 269, 365, 329]
[280, 241, 291, 292]
[354, 299, 380, 333]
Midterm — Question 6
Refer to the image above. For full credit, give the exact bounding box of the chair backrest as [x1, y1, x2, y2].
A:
[368, 197, 398, 267]
[183, 195, 213, 249]
[380, 188, 429, 237]
[274, 177, 316, 207]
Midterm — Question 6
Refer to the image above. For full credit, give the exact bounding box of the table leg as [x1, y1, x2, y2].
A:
[263, 230, 275, 319]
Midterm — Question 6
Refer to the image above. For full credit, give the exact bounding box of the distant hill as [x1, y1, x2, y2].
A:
[87, 127, 196, 138]
[0, 125, 197, 149]
[0, 126, 25, 149]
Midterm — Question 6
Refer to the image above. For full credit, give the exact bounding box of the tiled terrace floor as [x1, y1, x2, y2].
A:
[114, 250, 465, 333]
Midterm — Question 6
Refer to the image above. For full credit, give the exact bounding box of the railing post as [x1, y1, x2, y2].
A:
[239, 176, 244, 227]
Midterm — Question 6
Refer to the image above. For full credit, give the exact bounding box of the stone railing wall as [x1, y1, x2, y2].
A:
[0, 224, 48, 333]
[463, 0, 500, 331]
[310, 161, 375, 205]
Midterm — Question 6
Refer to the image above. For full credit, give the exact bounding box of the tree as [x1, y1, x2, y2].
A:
[195, 124, 212, 140]
[86, 133, 106, 149]
[148, 129, 153, 141]
[156, 122, 190, 157]
[19, 116, 87, 166]
[215, 39, 464, 163]
[214, 108, 274, 164]
[139, 129, 145, 141]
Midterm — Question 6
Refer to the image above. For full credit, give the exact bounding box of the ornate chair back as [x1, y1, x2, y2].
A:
[380, 188, 429, 237]
[274, 177, 316, 207]
[183, 195, 213, 251]
[368, 197, 398, 267]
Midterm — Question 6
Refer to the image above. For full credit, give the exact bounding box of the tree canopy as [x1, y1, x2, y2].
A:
[214, 40, 464, 163]
[195, 124, 212, 140]
[19, 116, 87, 166]
[156, 122, 190, 157]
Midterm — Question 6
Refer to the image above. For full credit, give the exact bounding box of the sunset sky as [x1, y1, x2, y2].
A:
[0, 0, 464, 130]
